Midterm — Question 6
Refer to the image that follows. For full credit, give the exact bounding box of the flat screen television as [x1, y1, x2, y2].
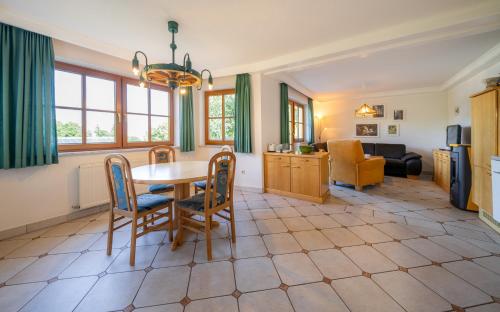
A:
[447, 125, 462, 147]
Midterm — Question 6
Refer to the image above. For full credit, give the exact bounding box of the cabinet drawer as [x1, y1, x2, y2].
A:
[265, 155, 290, 164]
[291, 157, 320, 166]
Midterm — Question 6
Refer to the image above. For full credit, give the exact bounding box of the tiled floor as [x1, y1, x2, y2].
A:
[1, 177, 500, 312]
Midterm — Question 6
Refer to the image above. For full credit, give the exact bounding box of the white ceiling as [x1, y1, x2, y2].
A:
[1, 0, 499, 98]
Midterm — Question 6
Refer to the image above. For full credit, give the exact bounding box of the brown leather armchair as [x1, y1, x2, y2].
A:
[327, 140, 385, 191]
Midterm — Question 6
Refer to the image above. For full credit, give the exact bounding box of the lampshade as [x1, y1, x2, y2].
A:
[355, 103, 377, 117]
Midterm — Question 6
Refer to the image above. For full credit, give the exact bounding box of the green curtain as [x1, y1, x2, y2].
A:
[280, 83, 289, 144]
[0, 23, 58, 169]
[234, 73, 252, 153]
[307, 97, 315, 144]
[179, 86, 195, 152]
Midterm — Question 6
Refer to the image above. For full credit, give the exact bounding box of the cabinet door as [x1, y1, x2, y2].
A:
[472, 165, 481, 205]
[443, 154, 451, 192]
[471, 95, 482, 167]
[265, 160, 291, 192]
[436, 155, 442, 187]
[481, 91, 498, 169]
[291, 164, 320, 197]
[481, 168, 493, 214]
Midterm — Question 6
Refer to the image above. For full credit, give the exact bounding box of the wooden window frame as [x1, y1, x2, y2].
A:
[122, 78, 174, 148]
[288, 100, 305, 143]
[204, 89, 235, 145]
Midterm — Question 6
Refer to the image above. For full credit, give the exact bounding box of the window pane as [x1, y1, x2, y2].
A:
[127, 84, 148, 114]
[55, 70, 82, 108]
[56, 108, 82, 144]
[86, 111, 116, 144]
[295, 106, 300, 121]
[151, 116, 169, 142]
[224, 94, 235, 117]
[298, 123, 304, 139]
[225, 118, 235, 140]
[127, 114, 148, 142]
[208, 95, 222, 117]
[288, 104, 292, 120]
[209, 118, 222, 140]
[298, 107, 303, 123]
[86, 76, 115, 111]
[151, 89, 169, 116]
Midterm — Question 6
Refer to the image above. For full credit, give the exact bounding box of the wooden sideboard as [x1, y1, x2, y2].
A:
[263, 152, 329, 203]
[433, 149, 451, 192]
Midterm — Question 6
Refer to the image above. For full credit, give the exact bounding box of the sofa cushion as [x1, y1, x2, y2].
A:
[375, 144, 406, 159]
[361, 143, 375, 156]
[384, 158, 406, 169]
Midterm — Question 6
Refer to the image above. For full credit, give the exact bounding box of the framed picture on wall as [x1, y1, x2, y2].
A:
[372, 104, 384, 118]
[355, 123, 379, 137]
[394, 109, 404, 120]
[386, 124, 400, 136]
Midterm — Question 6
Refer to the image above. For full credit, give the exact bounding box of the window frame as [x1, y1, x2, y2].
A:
[288, 100, 305, 143]
[204, 89, 236, 145]
[122, 77, 174, 148]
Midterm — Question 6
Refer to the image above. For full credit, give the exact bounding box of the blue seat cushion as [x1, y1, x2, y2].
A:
[177, 192, 225, 212]
[134, 194, 173, 212]
[193, 181, 207, 189]
[148, 184, 175, 193]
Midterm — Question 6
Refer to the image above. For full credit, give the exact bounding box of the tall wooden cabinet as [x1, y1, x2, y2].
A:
[264, 152, 329, 203]
[432, 150, 450, 192]
[470, 87, 499, 231]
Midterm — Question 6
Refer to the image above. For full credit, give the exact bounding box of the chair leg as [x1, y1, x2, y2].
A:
[172, 208, 183, 250]
[143, 216, 148, 231]
[205, 216, 212, 261]
[333, 180, 337, 185]
[130, 218, 138, 266]
[229, 204, 236, 243]
[168, 203, 174, 242]
[106, 210, 114, 256]
[195, 186, 198, 194]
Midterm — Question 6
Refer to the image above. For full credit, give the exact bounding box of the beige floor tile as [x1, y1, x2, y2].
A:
[332, 276, 404, 312]
[374, 223, 420, 240]
[409, 265, 492, 308]
[288, 282, 349, 312]
[256, 219, 288, 234]
[239, 289, 294, 312]
[20, 276, 97, 312]
[292, 230, 334, 250]
[88, 230, 130, 250]
[152, 242, 194, 268]
[49, 233, 101, 254]
[0, 257, 37, 283]
[466, 303, 500, 312]
[372, 271, 451, 312]
[75, 270, 145, 312]
[343, 245, 398, 273]
[309, 248, 361, 279]
[0, 239, 31, 258]
[234, 210, 252, 221]
[321, 228, 365, 247]
[348, 225, 393, 243]
[198, 223, 229, 240]
[77, 219, 109, 234]
[405, 219, 446, 236]
[60, 249, 120, 278]
[282, 217, 316, 231]
[273, 207, 301, 218]
[443, 260, 500, 297]
[263, 233, 301, 254]
[373, 242, 431, 268]
[251, 209, 277, 220]
[374, 211, 406, 223]
[443, 225, 491, 241]
[247, 200, 269, 209]
[464, 238, 500, 254]
[185, 296, 238, 312]
[415, 210, 456, 222]
[7, 253, 80, 284]
[0, 282, 46, 312]
[235, 221, 259, 236]
[130, 231, 167, 246]
[294, 205, 324, 216]
[353, 213, 391, 224]
[402, 238, 462, 263]
[429, 235, 491, 258]
[331, 213, 366, 226]
[473, 256, 500, 274]
[235, 257, 281, 292]
[134, 266, 190, 307]
[7, 229, 49, 241]
[188, 261, 235, 300]
[194, 238, 231, 263]
[273, 253, 322, 285]
[135, 303, 183, 312]
[305, 215, 340, 229]
[231, 235, 268, 259]
[6, 236, 67, 258]
[317, 203, 346, 214]
[107, 245, 159, 273]
[41, 222, 89, 237]
[267, 199, 291, 208]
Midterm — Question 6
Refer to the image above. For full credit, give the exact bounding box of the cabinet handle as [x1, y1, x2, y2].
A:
[281, 165, 290, 168]
[487, 171, 492, 176]
[291, 166, 300, 168]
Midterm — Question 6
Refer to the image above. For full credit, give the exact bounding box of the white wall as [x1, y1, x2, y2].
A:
[315, 92, 449, 171]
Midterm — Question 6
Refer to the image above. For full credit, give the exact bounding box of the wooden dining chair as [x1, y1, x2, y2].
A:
[194, 145, 233, 194]
[173, 151, 236, 261]
[104, 154, 174, 265]
[148, 145, 176, 194]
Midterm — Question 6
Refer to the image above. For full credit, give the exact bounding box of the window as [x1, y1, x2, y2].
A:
[123, 78, 173, 147]
[288, 100, 305, 143]
[205, 89, 235, 145]
[54, 62, 173, 151]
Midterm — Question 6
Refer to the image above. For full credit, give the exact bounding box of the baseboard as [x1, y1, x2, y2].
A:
[478, 209, 500, 234]
[235, 185, 263, 193]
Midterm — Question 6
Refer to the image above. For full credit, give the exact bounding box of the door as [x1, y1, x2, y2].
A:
[265, 158, 291, 192]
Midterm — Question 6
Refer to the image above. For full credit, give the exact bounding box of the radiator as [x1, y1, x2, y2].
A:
[78, 157, 149, 210]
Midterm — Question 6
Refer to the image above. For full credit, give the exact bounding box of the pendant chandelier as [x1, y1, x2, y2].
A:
[131, 20, 213, 94]
[355, 103, 377, 117]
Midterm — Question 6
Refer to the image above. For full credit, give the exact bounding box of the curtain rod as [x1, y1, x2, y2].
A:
[282, 82, 311, 100]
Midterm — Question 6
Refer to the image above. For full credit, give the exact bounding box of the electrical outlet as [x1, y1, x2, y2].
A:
[241, 170, 246, 175]
[72, 205, 80, 210]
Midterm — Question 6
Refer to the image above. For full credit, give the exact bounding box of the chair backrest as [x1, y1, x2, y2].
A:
[220, 145, 233, 152]
[149, 145, 176, 164]
[327, 140, 365, 165]
[104, 154, 138, 213]
[204, 151, 236, 212]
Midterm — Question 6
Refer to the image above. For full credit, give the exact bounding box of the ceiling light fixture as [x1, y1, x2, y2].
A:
[131, 20, 213, 91]
[355, 103, 377, 117]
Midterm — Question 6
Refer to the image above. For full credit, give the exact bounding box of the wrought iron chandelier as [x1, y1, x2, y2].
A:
[131, 20, 213, 94]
